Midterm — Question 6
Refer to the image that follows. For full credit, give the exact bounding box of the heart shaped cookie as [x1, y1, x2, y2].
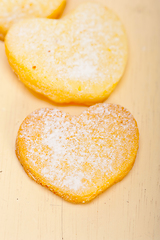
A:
[16, 103, 139, 203]
[5, 2, 128, 104]
[0, 0, 66, 40]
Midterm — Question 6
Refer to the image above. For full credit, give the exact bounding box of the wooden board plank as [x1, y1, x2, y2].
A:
[0, 0, 160, 239]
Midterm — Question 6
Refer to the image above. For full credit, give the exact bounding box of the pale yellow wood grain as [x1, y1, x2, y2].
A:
[0, 0, 160, 239]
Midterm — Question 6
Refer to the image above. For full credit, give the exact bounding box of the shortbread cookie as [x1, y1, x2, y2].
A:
[16, 103, 139, 203]
[0, 0, 66, 40]
[5, 2, 128, 104]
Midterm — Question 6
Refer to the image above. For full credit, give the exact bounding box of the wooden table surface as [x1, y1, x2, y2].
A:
[0, 0, 160, 239]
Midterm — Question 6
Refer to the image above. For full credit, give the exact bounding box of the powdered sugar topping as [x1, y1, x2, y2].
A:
[8, 2, 127, 85]
[18, 104, 139, 194]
